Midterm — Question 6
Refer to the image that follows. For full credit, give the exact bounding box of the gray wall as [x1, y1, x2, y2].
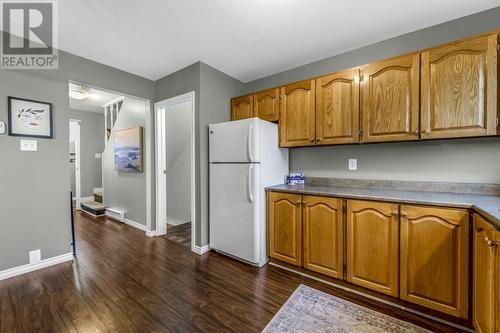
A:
[243, 7, 500, 185]
[0, 50, 154, 271]
[155, 62, 244, 246]
[165, 101, 192, 223]
[69, 109, 104, 197]
[103, 98, 148, 225]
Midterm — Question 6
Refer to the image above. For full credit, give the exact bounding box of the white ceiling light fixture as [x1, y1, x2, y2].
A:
[69, 85, 90, 100]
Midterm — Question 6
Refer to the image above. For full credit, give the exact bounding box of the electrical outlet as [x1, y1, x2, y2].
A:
[29, 249, 41, 264]
[0, 121, 5, 134]
[20, 139, 37, 151]
[348, 159, 358, 171]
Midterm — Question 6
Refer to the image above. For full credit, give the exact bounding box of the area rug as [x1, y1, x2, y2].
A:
[263, 284, 432, 333]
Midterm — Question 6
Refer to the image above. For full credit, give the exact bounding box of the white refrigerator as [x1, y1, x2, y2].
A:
[209, 118, 288, 267]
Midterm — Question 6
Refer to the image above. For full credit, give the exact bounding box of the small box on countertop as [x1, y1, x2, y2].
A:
[286, 173, 305, 185]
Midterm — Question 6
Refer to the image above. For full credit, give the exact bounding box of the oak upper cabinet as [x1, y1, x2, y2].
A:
[360, 54, 420, 143]
[255, 88, 280, 122]
[400, 205, 469, 318]
[346, 200, 400, 296]
[231, 94, 254, 121]
[421, 34, 498, 139]
[473, 214, 499, 333]
[303, 196, 343, 278]
[316, 69, 360, 145]
[280, 80, 316, 147]
[268, 192, 302, 266]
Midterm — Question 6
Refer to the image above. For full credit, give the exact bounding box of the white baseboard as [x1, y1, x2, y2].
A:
[166, 217, 190, 226]
[145, 230, 156, 237]
[124, 218, 147, 231]
[192, 244, 210, 255]
[0, 252, 74, 281]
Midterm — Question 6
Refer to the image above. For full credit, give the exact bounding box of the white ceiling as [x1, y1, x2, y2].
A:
[60, 0, 500, 82]
[69, 83, 122, 113]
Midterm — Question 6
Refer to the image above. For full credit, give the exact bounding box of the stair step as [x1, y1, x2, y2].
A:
[81, 201, 106, 217]
[94, 192, 103, 203]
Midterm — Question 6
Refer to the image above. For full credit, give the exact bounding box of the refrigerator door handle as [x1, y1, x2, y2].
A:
[248, 165, 254, 203]
[247, 125, 254, 162]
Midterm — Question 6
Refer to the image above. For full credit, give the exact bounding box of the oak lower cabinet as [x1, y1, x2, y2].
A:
[279, 80, 316, 147]
[255, 88, 280, 122]
[346, 200, 400, 296]
[303, 196, 343, 278]
[421, 34, 498, 140]
[268, 192, 302, 266]
[400, 205, 469, 319]
[231, 94, 254, 120]
[473, 214, 499, 333]
[360, 53, 420, 143]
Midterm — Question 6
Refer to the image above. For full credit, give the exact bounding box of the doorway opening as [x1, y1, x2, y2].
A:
[155, 92, 195, 251]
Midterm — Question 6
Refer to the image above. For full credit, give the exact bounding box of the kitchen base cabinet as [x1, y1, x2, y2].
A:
[346, 200, 400, 297]
[473, 214, 499, 333]
[268, 192, 302, 266]
[303, 196, 343, 278]
[400, 205, 469, 319]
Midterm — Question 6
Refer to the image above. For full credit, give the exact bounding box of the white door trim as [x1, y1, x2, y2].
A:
[155, 91, 196, 253]
[70, 119, 82, 210]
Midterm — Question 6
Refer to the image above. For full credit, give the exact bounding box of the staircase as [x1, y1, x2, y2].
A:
[81, 96, 124, 218]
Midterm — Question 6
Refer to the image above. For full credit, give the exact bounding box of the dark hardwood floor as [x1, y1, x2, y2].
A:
[0, 212, 465, 332]
[164, 223, 191, 247]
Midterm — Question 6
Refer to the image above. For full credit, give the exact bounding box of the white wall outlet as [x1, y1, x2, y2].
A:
[95, 153, 102, 159]
[20, 139, 37, 151]
[0, 121, 5, 134]
[29, 249, 41, 264]
[348, 159, 358, 171]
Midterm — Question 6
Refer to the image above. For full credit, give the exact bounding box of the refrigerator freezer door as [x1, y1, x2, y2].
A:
[209, 163, 261, 264]
[209, 118, 260, 163]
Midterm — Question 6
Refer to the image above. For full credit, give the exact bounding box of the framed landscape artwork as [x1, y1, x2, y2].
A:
[8, 96, 53, 138]
[114, 127, 143, 173]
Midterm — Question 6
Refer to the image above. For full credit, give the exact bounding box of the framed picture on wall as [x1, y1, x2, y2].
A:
[8, 96, 53, 138]
[114, 126, 143, 173]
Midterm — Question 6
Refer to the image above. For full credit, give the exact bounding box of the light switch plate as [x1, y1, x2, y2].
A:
[20, 139, 37, 151]
[95, 153, 102, 159]
[0, 121, 5, 134]
[29, 249, 41, 264]
[348, 159, 358, 171]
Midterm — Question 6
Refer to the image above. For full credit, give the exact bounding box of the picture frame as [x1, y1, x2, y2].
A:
[8, 96, 53, 139]
[114, 126, 143, 173]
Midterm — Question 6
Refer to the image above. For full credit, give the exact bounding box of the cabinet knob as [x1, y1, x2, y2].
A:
[316, 138, 320, 143]
[413, 130, 419, 137]
[484, 236, 498, 247]
[400, 211, 407, 217]
[391, 211, 398, 216]
[424, 129, 431, 135]
[310, 138, 315, 143]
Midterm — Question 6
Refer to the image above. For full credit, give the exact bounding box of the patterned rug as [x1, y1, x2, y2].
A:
[263, 285, 432, 333]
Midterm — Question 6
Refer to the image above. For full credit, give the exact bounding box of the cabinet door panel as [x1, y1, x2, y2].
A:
[400, 205, 468, 318]
[231, 95, 254, 120]
[346, 200, 399, 296]
[255, 88, 280, 122]
[280, 80, 316, 147]
[268, 192, 302, 266]
[361, 54, 420, 143]
[421, 34, 498, 139]
[303, 196, 343, 278]
[316, 69, 360, 145]
[473, 214, 499, 333]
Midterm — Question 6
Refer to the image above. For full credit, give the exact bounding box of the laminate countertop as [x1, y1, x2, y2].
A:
[267, 183, 500, 229]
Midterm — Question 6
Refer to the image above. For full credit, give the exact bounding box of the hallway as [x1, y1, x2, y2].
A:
[0, 212, 458, 332]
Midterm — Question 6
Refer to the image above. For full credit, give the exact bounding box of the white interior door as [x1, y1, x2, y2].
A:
[69, 119, 81, 210]
[209, 163, 261, 263]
